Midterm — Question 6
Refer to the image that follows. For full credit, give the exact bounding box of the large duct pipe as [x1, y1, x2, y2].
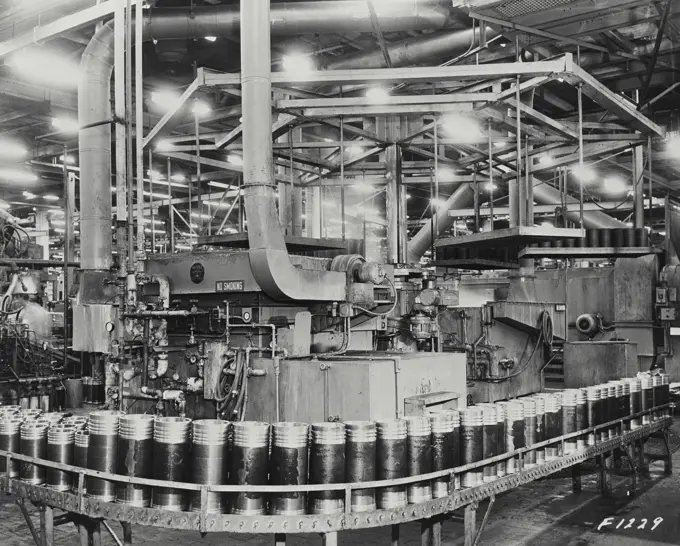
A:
[327, 27, 498, 70]
[78, 1, 455, 271]
[406, 179, 626, 263]
[241, 0, 346, 301]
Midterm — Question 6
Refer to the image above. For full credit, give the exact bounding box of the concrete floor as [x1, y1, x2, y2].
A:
[1, 425, 679, 546]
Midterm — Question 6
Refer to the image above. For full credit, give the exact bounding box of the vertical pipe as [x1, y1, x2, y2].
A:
[488, 119, 493, 231]
[114, 0, 127, 273]
[62, 147, 70, 371]
[149, 148, 155, 253]
[134, 0, 144, 254]
[167, 158, 175, 252]
[340, 117, 346, 241]
[525, 135, 533, 225]
[194, 108, 202, 235]
[473, 168, 480, 232]
[512, 73, 521, 228]
[648, 136, 653, 219]
[386, 144, 399, 263]
[577, 83, 584, 231]
[125, 0, 134, 271]
[433, 114, 439, 259]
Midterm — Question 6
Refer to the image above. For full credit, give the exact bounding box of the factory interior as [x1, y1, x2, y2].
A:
[2, 0, 680, 545]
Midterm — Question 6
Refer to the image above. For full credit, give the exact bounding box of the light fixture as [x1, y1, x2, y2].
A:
[439, 115, 482, 143]
[156, 139, 173, 151]
[281, 53, 314, 76]
[227, 155, 243, 166]
[625, 221, 634, 227]
[7, 49, 81, 87]
[22, 191, 36, 200]
[191, 212, 211, 219]
[572, 164, 596, 184]
[365, 87, 390, 103]
[659, 231, 667, 236]
[0, 141, 26, 157]
[485, 182, 497, 191]
[603, 175, 627, 194]
[0, 168, 38, 183]
[209, 181, 231, 189]
[204, 36, 217, 42]
[666, 135, 680, 157]
[323, 138, 333, 143]
[191, 100, 211, 117]
[170, 173, 186, 182]
[430, 198, 446, 210]
[52, 117, 79, 133]
[538, 154, 553, 166]
[348, 145, 364, 156]
[493, 140, 506, 148]
[59, 154, 76, 164]
[43, 195, 59, 201]
[150, 90, 182, 111]
[143, 191, 172, 199]
[147, 169, 163, 180]
[406, 194, 411, 200]
[437, 167, 456, 183]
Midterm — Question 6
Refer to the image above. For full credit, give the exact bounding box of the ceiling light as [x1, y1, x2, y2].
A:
[22, 191, 36, 200]
[493, 140, 506, 148]
[7, 50, 80, 87]
[0, 168, 38, 183]
[191, 100, 211, 117]
[191, 212, 211, 219]
[204, 36, 217, 42]
[538, 154, 553, 166]
[143, 191, 171, 199]
[148, 169, 163, 180]
[156, 140, 173, 151]
[439, 115, 482, 143]
[406, 194, 411, 200]
[281, 53, 314, 77]
[365, 87, 390, 103]
[170, 173, 185, 182]
[659, 231, 667, 236]
[43, 195, 59, 201]
[485, 182, 497, 191]
[625, 221, 634, 227]
[52, 117, 79, 133]
[0, 141, 26, 157]
[150, 90, 182, 111]
[209, 181, 231, 189]
[430, 198, 446, 210]
[59, 154, 75, 164]
[603, 175, 627, 194]
[437, 167, 456, 183]
[227, 155, 243, 166]
[666, 135, 680, 157]
[323, 138, 333, 143]
[348, 145, 364, 156]
[572, 164, 596, 184]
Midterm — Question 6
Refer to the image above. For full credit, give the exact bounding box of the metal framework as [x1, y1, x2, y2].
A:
[1, 409, 672, 546]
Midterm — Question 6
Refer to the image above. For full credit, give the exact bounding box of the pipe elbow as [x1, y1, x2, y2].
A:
[150, 274, 171, 309]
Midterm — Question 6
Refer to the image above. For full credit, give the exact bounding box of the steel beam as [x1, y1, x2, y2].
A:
[143, 77, 200, 147]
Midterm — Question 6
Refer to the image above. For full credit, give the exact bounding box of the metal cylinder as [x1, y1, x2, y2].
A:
[230, 421, 270, 515]
[64, 416, 89, 431]
[0, 405, 21, 416]
[152, 417, 192, 511]
[460, 407, 484, 487]
[270, 422, 309, 516]
[598, 229, 612, 248]
[586, 228, 600, 247]
[20, 421, 48, 485]
[621, 380, 631, 430]
[494, 404, 507, 476]
[562, 390, 578, 455]
[309, 422, 345, 515]
[116, 414, 155, 507]
[189, 419, 230, 514]
[344, 421, 376, 512]
[520, 398, 537, 467]
[640, 374, 653, 425]
[376, 419, 407, 508]
[575, 389, 587, 450]
[38, 412, 66, 428]
[505, 402, 525, 474]
[430, 411, 457, 498]
[0, 415, 23, 477]
[82, 378, 92, 404]
[22, 409, 43, 420]
[612, 228, 624, 248]
[635, 227, 649, 247]
[74, 430, 89, 493]
[597, 384, 610, 439]
[478, 405, 498, 481]
[624, 227, 636, 247]
[542, 394, 561, 460]
[608, 381, 624, 435]
[532, 396, 546, 466]
[625, 377, 642, 429]
[661, 373, 671, 417]
[64, 379, 84, 409]
[47, 425, 75, 492]
[652, 374, 663, 421]
[584, 387, 601, 446]
[87, 410, 121, 502]
[404, 416, 431, 503]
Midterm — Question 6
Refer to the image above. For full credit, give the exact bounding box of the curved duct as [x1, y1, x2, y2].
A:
[406, 179, 626, 263]
[78, 0, 457, 271]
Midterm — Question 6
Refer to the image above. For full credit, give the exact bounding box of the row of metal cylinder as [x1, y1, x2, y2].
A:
[532, 227, 650, 249]
[0, 373, 669, 516]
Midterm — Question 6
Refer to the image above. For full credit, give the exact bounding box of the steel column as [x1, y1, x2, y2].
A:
[633, 145, 645, 228]
[134, 0, 145, 254]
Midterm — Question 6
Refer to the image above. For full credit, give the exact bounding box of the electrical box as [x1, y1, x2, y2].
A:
[656, 287, 668, 304]
[670, 288, 678, 303]
[660, 307, 677, 321]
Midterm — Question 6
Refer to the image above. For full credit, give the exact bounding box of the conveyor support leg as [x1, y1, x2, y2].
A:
[323, 532, 338, 546]
[572, 464, 581, 493]
[464, 504, 477, 546]
[599, 451, 612, 496]
[40, 505, 54, 546]
[122, 522, 133, 546]
[663, 430, 673, 475]
[17, 498, 41, 546]
[626, 444, 638, 497]
[391, 524, 400, 546]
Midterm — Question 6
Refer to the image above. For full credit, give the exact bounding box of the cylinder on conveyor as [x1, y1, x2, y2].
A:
[636, 227, 649, 247]
[652, 374, 663, 421]
[575, 389, 587, 450]
[598, 229, 612, 248]
[404, 416, 431, 503]
[0, 405, 21, 416]
[505, 402, 525, 474]
[532, 396, 546, 465]
[64, 416, 89, 431]
[640, 374, 653, 425]
[376, 419, 407, 509]
[625, 377, 642, 429]
[661, 373, 671, 418]
[612, 228, 624, 248]
[38, 412, 66, 428]
[520, 398, 537, 467]
[460, 407, 484, 486]
[586, 228, 600, 247]
[116, 414, 155, 507]
[430, 411, 457, 498]
[584, 387, 601, 446]
[189, 419, 230, 514]
[494, 404, 507, 477]
[0, 414, 23, 477]
[477, 405, 498, 481]
[620, 380, 631, 431]
[19, 420, 48, 485]
[344, 421, 376, 512]
[47, 425, 75, 492]
[598, 384, 612, 439]
[74, 430, 89, 493]
[542, 394, 561, 460]
[609, 381, 625, 436]
[562, 390, 578, 455]
[22, 409, 43, 421]
[309, 422, 345, 514]
[270, 422, 309, 516]
[152, 417, 192, 512]
[82, 378, 92, 404]
[624, 227, 636, 247]
[87, 410, 121, 502]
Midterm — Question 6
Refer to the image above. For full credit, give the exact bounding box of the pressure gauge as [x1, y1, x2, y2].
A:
[105, 322, 115, 333]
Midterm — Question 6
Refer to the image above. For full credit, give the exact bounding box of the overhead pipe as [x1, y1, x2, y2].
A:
[78, 1, 456, 271]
